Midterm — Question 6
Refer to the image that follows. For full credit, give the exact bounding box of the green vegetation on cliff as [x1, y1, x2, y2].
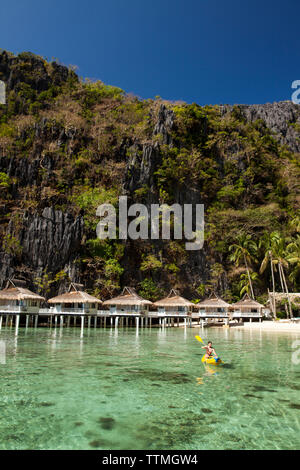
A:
[0, 50, 299, 312]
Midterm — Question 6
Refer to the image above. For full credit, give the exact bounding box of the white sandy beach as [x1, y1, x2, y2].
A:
[190, 320, 300, 334]
[233, 321, 300, 334]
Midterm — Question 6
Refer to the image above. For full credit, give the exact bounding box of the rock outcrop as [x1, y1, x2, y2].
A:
[0, 50, 76, 93]
[237, 101, 300, 152]
[19, 207, 84, 270]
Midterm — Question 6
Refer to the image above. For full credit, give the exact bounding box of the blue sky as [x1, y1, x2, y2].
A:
[0, 0, 299, 105]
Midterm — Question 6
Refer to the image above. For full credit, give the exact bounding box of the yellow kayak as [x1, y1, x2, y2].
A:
[201, 354, 223, 365]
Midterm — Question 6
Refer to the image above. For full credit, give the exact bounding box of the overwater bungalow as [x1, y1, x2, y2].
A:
[231, 293, 264, 322]
[47, 283, 102, 315]
[102, 287, 152, 315]
[153, 289, 194, 316]
[195, 294, 231, 322]
[0, 279, 45, 314]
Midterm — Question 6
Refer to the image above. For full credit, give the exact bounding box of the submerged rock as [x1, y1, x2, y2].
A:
[98, 417, 116, 430]
[201, 408, 213, 414]
[89, 439, 107, 448]
[289, 403, 300, 410]
[243, 394, 263, 399]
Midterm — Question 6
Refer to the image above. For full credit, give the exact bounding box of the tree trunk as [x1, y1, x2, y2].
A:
[277, 261, 288, 317]
[280, 263, 293, 319]
[269, 251, 276, 319]
[244, 254, 254, 299]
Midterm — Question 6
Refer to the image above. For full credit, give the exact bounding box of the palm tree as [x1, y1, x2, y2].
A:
[286, 235, 300, 287]
[239, 272, 259, 297]
[270, 233, 293, 319]
[259, 232, 277, 318]
[229, 234, 258, 299]
[290, 216, 300, 234]
[260, 232, 292, 318]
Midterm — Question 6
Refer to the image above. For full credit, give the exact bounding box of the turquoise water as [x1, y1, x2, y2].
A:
[0, 325, 299, 450]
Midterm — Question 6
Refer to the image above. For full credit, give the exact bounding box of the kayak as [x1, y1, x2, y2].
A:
[201, 354, 223, 365]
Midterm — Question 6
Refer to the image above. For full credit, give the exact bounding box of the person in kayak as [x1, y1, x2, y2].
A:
[202, 341, 217, 360]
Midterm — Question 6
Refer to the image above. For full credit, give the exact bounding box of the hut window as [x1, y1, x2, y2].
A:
[78, 303, 83, 309]
[91, 303, 95, 309]
[178, 307, 184, 312]
[251, 308, 258, 313]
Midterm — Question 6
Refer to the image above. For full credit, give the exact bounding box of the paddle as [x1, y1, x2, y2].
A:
[195, 335, 204, 344]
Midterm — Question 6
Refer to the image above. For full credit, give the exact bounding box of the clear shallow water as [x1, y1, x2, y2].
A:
[0, 325, 299, 450]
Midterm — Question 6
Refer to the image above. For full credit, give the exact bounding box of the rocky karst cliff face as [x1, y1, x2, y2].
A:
[239, 102, 300, 153]
[0, 208, 83, 285]
[0, 50, 299, 299]
[0, 50, 75, 93]
[19, 208, 84, 271]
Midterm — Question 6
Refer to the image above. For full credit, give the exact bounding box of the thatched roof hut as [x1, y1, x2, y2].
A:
[154, 289, 194, 308]
[232, 293, 264, 310]
[48, 283, 102, 305]
[0, 279, 45, 302]
[195, 293, 231, 310]
[103, 287, 152, 306]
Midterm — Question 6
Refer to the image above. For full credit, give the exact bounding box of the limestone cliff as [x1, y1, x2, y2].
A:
[0, 50, 299, 301]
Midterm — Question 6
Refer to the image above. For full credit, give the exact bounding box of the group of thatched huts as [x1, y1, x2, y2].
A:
[0, 279, 266, 322]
